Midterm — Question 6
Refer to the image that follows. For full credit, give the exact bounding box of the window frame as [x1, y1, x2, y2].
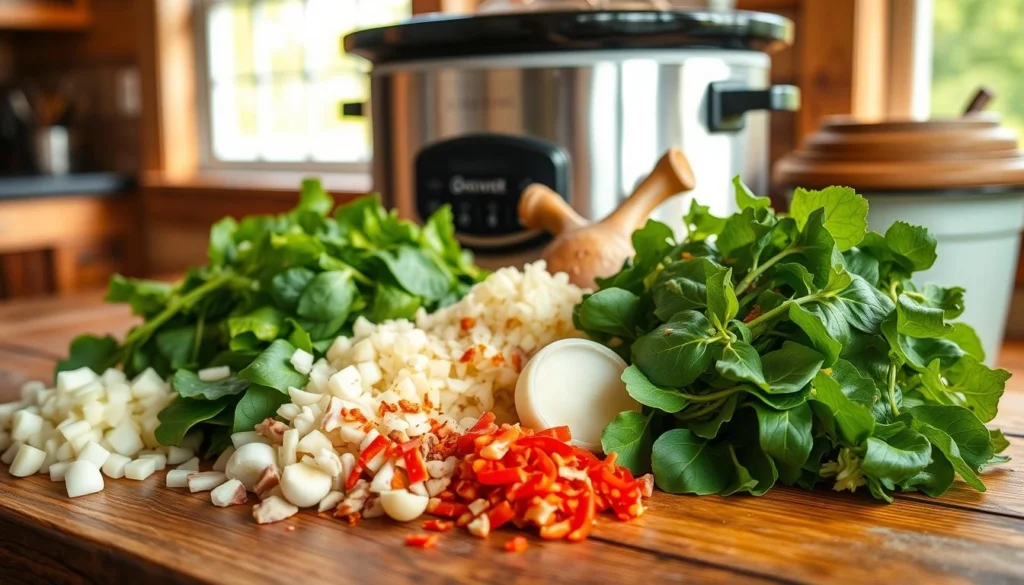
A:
[192, 0, 407, 173]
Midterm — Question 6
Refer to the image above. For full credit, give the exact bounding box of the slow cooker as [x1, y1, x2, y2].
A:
[345, 1, 798, 264]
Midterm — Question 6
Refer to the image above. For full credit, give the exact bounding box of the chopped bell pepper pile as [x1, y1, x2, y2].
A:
[422, 412, 651, 544]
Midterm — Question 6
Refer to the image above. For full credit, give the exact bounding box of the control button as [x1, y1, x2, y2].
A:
[484, 202, 501, 231]
[455, 201, 475, 231]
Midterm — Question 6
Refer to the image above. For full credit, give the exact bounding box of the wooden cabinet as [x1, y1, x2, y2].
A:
[0, 193, 142, 299]
[0, 0, 90, 30]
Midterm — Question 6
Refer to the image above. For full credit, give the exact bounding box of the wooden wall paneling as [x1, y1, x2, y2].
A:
[0, 0, 90, 31]
[797, 0, 857, 138]
[852, 0, 890, 120]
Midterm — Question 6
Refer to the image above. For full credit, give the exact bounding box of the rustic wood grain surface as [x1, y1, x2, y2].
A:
[2, 293, 1024, 585]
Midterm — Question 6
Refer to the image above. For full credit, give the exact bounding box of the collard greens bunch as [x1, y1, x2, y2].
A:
[59, 180, 484, 456]
[579, 180, 1011, 501]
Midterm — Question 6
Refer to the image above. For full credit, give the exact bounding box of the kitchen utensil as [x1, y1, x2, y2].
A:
[32, 125, 71, 175]
[519, 148, 695, 288]
[774, 116, 1024, 363]
[344, 5, 797, 267]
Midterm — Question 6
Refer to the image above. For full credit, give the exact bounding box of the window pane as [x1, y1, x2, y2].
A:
[932, 0, 1024, 136]
[211, 83, 259, 162]
[207, 2, 254, 83]
[307, 75, 372, 163]
[306, 0, 363, 74]
[253, 0, 306, 75]
[258, 81, 308, 161]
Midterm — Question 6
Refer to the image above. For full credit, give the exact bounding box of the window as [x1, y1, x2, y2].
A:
[930, 0, 1024, 135]
[196, 0, 412, 169]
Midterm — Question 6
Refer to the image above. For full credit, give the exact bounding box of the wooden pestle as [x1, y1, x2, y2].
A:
[519, 148, 696, 289]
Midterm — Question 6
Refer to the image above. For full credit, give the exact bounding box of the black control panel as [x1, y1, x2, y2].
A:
[415, 134, 571, 250]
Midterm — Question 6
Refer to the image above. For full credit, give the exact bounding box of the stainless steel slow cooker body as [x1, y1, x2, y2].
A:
[346, 10, 797, 264]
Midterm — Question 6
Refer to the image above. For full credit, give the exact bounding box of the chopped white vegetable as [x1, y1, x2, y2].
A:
[176, 456, 200, 471]
[197, 366, 231, 382]
[380, 490, 429, 522]
[101, 368, 127, 386]
[166, 469, 194, 489]
[49, 460, 72, 482]
[225, 442, 278, 491]
[211, 479, 248, 507]
[130, 368, 165, 398]
[279, 429, 298, 468]
[0, 402, 23, 428]
[289, 349, 314, 376]
[327, 366, 362, 400]
[105, 422, 144, 457]
[369, 462, 395, 494]
[1, 441, 23, 464]
[212, 446, 234, 472]
[317, 490, 345, 513]
[276, 403, 301, 421]
[102, 453, 132, 479]
[230, 431, 269, 449]
[179, 431, 204, 454]
[0, 432, 10, 454]
[252, 496, 298, 524]
[280, 462, 332, 508]
[288, 386, 321, 407]
[56, 367, 98, 393]
[362, 496, 385, 519]
[11, 410, 43, 442]
[76, 441, 111, 469]
[188, 471, 227, 493]
[82, 402, 105, 427]
[124, 457, 157, 481]
[65, 461, 104, 498]
[56, 441, 74, 462]
[309, 448, 343, 477]
[166, 446, 193, 465]
[10, 444, 46, 477]
[254, 465, 281, 498]
[138, 452, 167, 471]
[295, 429, 331, 455]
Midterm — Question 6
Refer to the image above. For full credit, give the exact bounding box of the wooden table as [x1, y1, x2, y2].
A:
[3, 294, 1024, 585]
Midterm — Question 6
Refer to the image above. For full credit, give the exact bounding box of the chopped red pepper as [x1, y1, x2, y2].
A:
[402, 441, 430, 485]
[405, 533, 439, 549]
[504, 536, 529, 553]
[428, 501, 469, 518]
[346, 435, 390, 489]
[535, 426, 572, 442]
[515, 436, 575, 458]
[476, 467, 528, 486]
[539, 519, 572, 540]
[422, 519, 453, 532]
[486, 501, 516, 530]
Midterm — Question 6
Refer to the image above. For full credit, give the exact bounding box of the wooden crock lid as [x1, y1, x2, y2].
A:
[774, 114, 1024, 191]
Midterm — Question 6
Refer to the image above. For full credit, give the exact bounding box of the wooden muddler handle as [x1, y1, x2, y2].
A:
[518, 184, 589, 236]
[602, 148, 697, 233]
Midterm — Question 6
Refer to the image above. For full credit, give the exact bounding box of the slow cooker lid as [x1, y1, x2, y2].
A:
[344, 10, 793, 65]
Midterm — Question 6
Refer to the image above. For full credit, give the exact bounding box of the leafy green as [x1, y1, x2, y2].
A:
[63, 181, 483, 453]
[155, 397, 233, 446]
[577, 176, 1010, 502]
[233, 384, 292, 434]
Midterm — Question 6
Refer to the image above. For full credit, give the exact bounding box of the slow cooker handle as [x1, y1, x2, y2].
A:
[706, 83, 800, 133]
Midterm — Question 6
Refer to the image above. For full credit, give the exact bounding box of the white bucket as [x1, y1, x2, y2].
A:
[862, 189, 1024, 364]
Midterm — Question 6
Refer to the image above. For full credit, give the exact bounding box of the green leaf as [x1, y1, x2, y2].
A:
[106, 275, 174, 317]
[788, 302, 844, 366]
[733, 176, 771, 210]
[774, 262, 815, 296]
[297, 270, 357, 323]
[57, 334, 121, 375]
[811, 370, 875, 445]
[903, 413, 986, 492]
[297, 177, 333, 216]
[990, 429, 1011, 454]
[902, 282, 965, 320]
[577, 288, 642, 339]
[795, 210, 843, 286]
[761, 342, 824, 394]
[901, 445, 955, 497]
[208, 217, 238, 268]
[205, 426, 234, 459]
[228, 306, 286, 342]
[716, 207, 774, 260]
[269, 267, 316, 312]
[651, 429, 732, 495]
[843, 248, 880, 286]
[368, 285, 421, 323]
[172, 369, 251, 401]
[752, 402, 814, 485]
[233, 384, 291, 433]
[375, 246, 453, 301]
[862, 424, 932, 484]
[632, 310, 718, 387]
[896, 294, 952, 338]
[885, 221, 937, 272]
[714, 341, 768, 390]
[906, 404, 994, 471]
[155, 397, 232, 446]
[944, 356, 1010, 423]
[690, 393, 740, 439]
[286, 320, 313, 354]
[621, 365, 688, 413]
[237, 339, 308, 393]
[601, 411, 653, 475]
[789, 186, 868, 252]
[720, 445, 760, 496]
[651, 257, 719, 320]
[946, 323, 985, 362]
[838, 275, 895, 335]
[706, 266, 739, 329]
[154, 325, 196, 371]
[684, 199, 726, 241]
